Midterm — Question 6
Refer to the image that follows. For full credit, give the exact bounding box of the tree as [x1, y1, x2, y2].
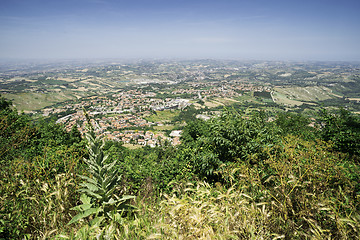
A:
[275, 111, 315, 139]
[179, 109, 280, 181]
[319, 108, 360, 158]
[0, 95, 12, 111]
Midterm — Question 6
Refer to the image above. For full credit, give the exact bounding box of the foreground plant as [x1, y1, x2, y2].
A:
[68, 111, 134, 227]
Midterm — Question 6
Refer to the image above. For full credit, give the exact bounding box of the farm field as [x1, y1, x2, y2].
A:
[3, 91, 88, 112]
[271, 91, 304, 106]
[273, 86, 339, 102]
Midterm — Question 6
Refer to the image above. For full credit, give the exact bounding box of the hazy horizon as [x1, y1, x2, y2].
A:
[1, 0, 360, 61]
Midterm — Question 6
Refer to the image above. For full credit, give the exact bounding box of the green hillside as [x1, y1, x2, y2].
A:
[1, 95, 359, 239]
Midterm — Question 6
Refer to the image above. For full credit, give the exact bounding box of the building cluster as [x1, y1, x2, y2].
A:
[171, 82, 271, 99]
[105, 130, 181, 147]
[48, 82, 271, 147]
[56, 110, 182, 146]
[150, 98, 191, 111]
[51, 89, 188, 146]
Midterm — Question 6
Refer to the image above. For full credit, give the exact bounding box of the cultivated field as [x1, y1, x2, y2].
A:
[3, 91, 88, 112]
[274, 86, 338, 102]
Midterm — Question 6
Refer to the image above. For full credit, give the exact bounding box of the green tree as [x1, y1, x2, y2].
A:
[179, 109, 280, 181]
[319, 108, 360, 158]
[0, 95, 12, 110]
[275, 111, 315, 139]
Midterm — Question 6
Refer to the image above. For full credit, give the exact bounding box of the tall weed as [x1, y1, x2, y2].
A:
[0, 173, 79, 239]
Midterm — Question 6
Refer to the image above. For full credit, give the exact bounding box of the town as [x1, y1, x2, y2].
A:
[50, 82, 270, 146]
[1, 60, 360, 147]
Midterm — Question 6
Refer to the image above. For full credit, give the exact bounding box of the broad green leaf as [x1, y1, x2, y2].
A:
[70, 203, 92, 212]
[80, 194, 92, 205]
[80, 182, 99, 192]
[68, 207, 99, 225]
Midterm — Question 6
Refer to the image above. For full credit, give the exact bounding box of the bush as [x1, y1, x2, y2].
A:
[319, 108, 360, 159]
[219, 136, 360, 239]
[179, 109, 280, 182]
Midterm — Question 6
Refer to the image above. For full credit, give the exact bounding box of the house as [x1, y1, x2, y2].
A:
[169, 130, 182, 137]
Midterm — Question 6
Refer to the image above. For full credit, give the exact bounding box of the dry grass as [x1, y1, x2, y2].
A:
[154, 182, 273, 239]
[0, 173, 79, 239]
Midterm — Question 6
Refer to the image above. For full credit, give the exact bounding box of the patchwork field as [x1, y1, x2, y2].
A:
[271, 91, 304, 106]
[271, 86, 343, 106]
[3, 91, 90, 112]
[274, 86, 339, 102]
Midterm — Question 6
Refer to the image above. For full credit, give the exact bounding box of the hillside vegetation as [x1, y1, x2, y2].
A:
[1, 95, 360, 239]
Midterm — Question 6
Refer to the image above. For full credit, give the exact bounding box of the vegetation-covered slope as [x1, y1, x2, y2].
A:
[1, 95, 359, 239]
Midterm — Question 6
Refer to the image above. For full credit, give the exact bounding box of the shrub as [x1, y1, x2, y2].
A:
[219, 136, 360, 239]
[319, 108, 360, 158]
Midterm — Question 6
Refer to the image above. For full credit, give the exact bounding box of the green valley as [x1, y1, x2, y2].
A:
[1, 59, 360, 239]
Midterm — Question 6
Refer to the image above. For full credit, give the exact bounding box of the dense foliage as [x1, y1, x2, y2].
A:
[319, 108, 360, 158]
[1, 95, 359, 239]
[0, 96, 85, 239]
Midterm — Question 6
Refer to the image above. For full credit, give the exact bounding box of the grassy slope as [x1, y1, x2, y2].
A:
[273, 86, 339, 103]
[144, 110, 180, 123]
[3, 91, 90, 112]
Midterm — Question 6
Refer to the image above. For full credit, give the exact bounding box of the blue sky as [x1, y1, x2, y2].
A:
[0, 0, 359, 60]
